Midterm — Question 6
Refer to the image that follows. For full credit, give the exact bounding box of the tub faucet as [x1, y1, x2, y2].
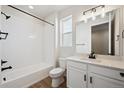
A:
[89, 52, 96, 59]
[1, 66, 12, 71]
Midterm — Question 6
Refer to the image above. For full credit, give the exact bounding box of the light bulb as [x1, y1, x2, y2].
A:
[102, 7, 105, 12]
[101, 6, 106, 18]
[91, 11, 96, 21]
[101, 13, 105, 18]
[92, 16, 96, 21]
[28, 5, 34, 9]
[84, 18, 87, 23]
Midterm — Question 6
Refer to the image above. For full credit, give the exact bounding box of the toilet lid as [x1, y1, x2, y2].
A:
[50, 68, 64, 75]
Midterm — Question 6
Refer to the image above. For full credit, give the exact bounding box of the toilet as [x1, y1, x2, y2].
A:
[49, 58, 66, 88]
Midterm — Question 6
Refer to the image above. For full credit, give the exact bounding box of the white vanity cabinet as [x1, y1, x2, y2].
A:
[67, 61, 87, 88]
[67, 60, 124, 88]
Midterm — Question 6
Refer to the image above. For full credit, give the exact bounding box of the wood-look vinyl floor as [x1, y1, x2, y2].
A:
[29, 77, 66, 88]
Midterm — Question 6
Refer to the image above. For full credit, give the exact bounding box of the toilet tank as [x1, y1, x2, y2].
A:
[59, 58, 66, 69]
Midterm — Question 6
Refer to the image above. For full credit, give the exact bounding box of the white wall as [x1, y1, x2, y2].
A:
[1, 6, 44, 73]
[57, 5, 121, 57]
[58, 6, 94, 58]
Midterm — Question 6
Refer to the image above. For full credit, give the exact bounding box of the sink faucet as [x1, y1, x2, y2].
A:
[89, 52, 96, 59]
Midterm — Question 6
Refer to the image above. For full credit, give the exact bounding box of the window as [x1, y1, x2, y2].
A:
[60, 15, 72, 47]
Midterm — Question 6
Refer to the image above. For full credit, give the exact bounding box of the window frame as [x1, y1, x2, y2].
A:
[60, 15, 72, 47]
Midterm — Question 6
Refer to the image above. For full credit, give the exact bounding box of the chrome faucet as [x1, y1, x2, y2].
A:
[89, 52, 96, 59]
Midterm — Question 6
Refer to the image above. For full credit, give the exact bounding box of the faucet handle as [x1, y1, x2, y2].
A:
[91, 51, 95, 54]
[89, 51, 96, 59]
[1, 60, 8, 66]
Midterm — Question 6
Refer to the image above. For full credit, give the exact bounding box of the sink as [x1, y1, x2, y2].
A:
[79, 57, 101, 63]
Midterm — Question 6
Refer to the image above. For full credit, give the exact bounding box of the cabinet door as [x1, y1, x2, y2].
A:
[88, 73, 124, 88]
[119, 27, 124, 56]
[120, 7, 124, 56]
[119, 7, 124, 27]
[67, 66, 87, 88]
[119, 7, 124, 56]
[122, 29, 124, 56]
[0, 6, 2, 84]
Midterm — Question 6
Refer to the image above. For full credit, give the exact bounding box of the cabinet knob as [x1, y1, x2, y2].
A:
[84, 75, 86, 81]
[120, 73, 124, 77]
[90, 77, 92, 83]
[122, 30, 124, 38]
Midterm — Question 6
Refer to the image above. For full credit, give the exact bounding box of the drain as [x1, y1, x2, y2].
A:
[3, 77, 6, 81]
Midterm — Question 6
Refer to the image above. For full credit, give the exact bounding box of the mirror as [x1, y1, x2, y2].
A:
[91, 22, 109, 55]
[76, 9, 120, 56]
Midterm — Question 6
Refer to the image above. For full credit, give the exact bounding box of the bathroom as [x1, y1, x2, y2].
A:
[0, 4, 124, 88]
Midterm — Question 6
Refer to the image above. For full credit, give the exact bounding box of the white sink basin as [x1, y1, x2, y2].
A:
[79, 57, 101, 63]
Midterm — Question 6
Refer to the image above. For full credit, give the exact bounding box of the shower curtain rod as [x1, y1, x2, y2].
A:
[8, 5, 54, 26]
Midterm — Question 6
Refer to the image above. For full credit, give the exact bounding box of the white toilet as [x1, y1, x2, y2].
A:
[49, 58, 66, 87]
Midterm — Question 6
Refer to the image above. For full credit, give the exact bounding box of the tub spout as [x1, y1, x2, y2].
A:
[1, 66, 12, 71]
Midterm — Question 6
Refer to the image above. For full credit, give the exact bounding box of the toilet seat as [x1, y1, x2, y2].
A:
[49, 68, 64, 78]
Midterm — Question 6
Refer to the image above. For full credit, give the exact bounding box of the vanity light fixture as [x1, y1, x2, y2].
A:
[82, 5, 105, 22]
[28, 5, 34, 9]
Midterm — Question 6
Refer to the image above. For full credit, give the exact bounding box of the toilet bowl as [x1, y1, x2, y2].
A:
[49, 67, 65, 87]
[49, 58, 66, 87]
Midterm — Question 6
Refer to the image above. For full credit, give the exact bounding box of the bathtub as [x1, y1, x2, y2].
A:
[0, 63, 53, 88]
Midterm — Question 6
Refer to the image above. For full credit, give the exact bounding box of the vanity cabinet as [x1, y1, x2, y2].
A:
[67, 60, 124, 88]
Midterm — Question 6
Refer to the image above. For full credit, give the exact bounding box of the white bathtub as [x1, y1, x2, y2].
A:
[0, 63, 53, 88]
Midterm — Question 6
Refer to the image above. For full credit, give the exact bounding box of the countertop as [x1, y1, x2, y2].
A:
[66, 56, 124, 71]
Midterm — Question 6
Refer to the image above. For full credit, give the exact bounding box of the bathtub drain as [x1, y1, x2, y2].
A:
[3, 77, 6, 81]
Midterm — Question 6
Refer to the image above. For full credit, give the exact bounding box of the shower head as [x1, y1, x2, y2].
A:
[1, 12, 11, 20]
[6, 15, 11, 20]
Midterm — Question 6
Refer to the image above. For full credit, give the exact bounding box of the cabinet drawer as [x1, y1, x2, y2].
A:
[67, 60, 87, 70]
[89, 65, 124, 81]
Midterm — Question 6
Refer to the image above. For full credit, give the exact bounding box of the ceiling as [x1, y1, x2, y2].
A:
[14, 5, 75, 18]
